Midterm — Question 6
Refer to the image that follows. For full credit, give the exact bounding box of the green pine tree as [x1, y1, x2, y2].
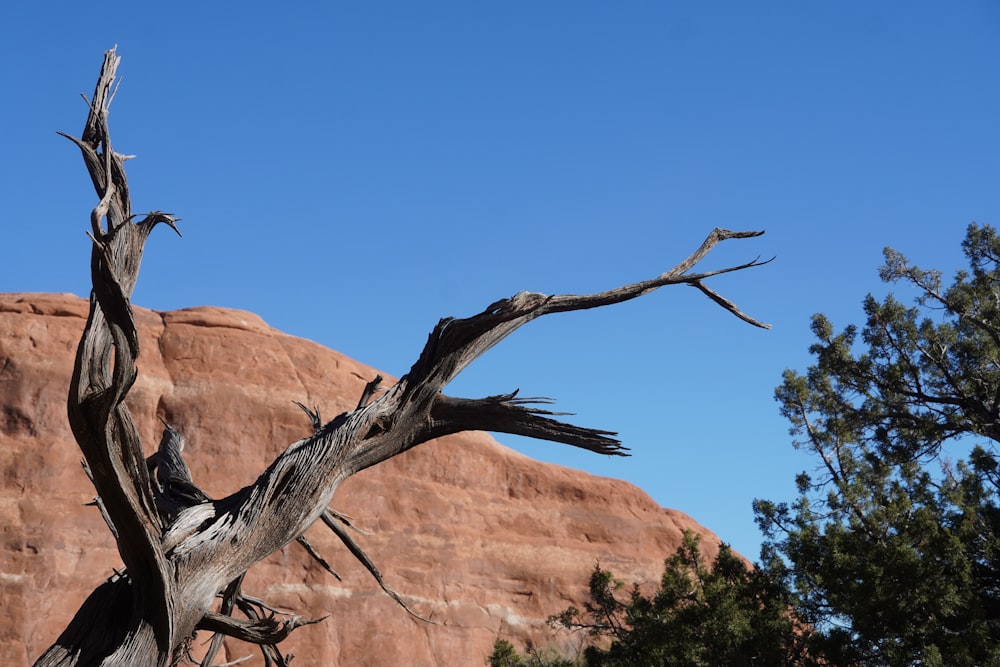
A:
[545, 531, 812, 666]
[755, 223, 1000, 666]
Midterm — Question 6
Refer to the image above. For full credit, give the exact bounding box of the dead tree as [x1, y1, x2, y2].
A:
[35, 48, 771, 667]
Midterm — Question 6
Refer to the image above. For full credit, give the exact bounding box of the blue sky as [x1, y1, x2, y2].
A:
[2, 2, 999, 562]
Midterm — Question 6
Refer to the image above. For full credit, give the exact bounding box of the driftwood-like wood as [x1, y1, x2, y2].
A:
[35, 48, 772, 667]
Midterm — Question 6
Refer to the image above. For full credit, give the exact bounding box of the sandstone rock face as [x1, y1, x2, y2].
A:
[0, 293, 726, 666]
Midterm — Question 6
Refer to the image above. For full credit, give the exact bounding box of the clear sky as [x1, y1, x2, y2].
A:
[2, 2, 999, 562]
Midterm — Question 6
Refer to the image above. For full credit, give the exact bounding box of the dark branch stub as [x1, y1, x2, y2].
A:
[152, 423, 211, 521]
[292, 401, 323, 434]
[35, 47, 771, 667]
[356, 374, 385, 409]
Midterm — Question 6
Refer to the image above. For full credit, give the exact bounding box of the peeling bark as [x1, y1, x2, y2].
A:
[35, 48, 771, 666]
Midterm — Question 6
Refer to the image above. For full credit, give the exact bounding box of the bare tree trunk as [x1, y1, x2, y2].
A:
[35, 48, 771, 667]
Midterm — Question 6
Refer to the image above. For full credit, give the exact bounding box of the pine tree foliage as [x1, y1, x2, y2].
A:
[489, 531, 812, 666]
[755, 224, 1000, 666]
[486, 639, 581, 667]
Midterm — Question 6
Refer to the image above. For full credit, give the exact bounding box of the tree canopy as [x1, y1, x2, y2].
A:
[755, 223, 1000, 666]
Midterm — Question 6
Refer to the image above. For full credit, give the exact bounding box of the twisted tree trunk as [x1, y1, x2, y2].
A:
[36, 48, 771, 667]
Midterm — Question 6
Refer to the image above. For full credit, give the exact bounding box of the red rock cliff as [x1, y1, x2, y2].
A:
[0, 292, 726, 666]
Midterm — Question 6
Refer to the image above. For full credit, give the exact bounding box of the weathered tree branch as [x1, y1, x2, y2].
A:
[428, 392, 624, 455]
[40, 48, 182, 667]
[318, 509, 433, 623]
[37, 47, 771, 666]
[295, 534, 342, 581]
[197, 609, 325, 649]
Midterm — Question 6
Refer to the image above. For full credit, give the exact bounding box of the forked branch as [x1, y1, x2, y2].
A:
[340, 228, 770, 477]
